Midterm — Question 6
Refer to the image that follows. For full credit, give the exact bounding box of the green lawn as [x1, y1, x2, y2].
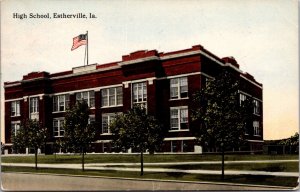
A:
[2, 154, 298, 188]
[102, 162, 299, 172]
[2, 154, 299, 164]
[2, 166, 298, 188]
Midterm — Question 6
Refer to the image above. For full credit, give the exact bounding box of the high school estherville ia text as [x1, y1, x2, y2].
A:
[12, 13, 97, 20]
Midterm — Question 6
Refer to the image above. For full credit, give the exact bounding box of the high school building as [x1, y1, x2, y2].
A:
[4, 44, 263, 154]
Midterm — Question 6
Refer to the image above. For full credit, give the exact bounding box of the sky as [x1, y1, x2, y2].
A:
[1, 0, 298, 142]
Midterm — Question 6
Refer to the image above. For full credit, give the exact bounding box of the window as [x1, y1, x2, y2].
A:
[76, 91, 95, 107]
[253, 121, 260, 136]
[240, 93, 247, 106]
[244, 123, 249, 135]
[11, 101, 20, 116]
[53, 118, 65, 137]
[171, 140, 191, 152]
[102, 113, 116, 134]
[253, 100, 260, 115]
[11, 121, 20, 137]
[53, 94, 70, 112]
[89, 115, 95, 124]
[132, 82, 147, 108]
[170, 107, 188, 130]
[170, 77, 188, 99]
[171, 141, 179, 152]
[101, 87, 123, 107]
[29, 97, 39, 120]
[30, 97, 39, 113]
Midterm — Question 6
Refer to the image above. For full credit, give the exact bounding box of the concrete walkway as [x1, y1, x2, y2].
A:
[2, 161, 299, 177]
[3, 172, 293, 191]
[87, 159, 299, 166]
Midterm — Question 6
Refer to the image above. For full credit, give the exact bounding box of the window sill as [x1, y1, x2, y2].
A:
[54, 136, 64, 138]
[169, 97, 189, 101]
[101, 133, 112, 135]
[101, 105, 123, 109]
[52, 111, 66, 114]
[169, 129, 189, 132]
[11, 115, 21, 118]
[253, 135, 261, 137]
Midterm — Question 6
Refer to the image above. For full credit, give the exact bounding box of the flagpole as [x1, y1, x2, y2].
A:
[84, 38, 87, 66]
[86, 31, 89, 66]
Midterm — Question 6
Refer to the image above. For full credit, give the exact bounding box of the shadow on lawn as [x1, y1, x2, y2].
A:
[166, 172, 187, 178]
[255, 164, 284, 172]
[229, 174, 275, 182]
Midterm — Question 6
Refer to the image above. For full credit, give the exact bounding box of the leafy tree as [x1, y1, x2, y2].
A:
[63, 100, 96, 171]
[110, 105, 165, 176]
[279, 132, 299, 154]
[53, 137, 65, 160]
[12, 127, 26, 154]
[192, 70, 246, 180]
[12, 119, 47, 169]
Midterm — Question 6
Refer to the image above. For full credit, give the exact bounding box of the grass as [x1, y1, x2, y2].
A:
[2, 154, 299, 164]
[102, 162, 299, 172]
[2, 166, 298, 188]
[2, 154, 298, 188]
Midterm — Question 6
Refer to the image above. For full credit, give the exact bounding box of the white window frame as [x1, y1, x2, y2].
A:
[170, 106, 189, 131]
[132, 82, 147, 108]
[29, 97, 39, 120]
[76, 91, 95, 108]
[11, 101, 20, 117]
[11, 121, 21, 137]
[170, 77, 188, 99]
[53, 118, 65, 137]
[30, 97, 39, 113]
[53, 94, 70, 112]
[253, 121, 260, 136]
[89, 115, 95, 124]
[239, 93, 247, 106]
[253, 100, 260, 115]
[101, 86, 123, 107]
[101, 113, 116, 135]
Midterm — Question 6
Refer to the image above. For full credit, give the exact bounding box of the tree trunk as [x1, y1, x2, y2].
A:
[54, 144, 56, 161]
[221, 148, 225, 180]
[82, 147, 85, 171]
[35, 148, 38, 170]
[140, 150, 144, 176]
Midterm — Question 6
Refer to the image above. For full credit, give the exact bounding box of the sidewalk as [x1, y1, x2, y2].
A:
[87, 159, 299, 166]
[2, 162, 299, 177]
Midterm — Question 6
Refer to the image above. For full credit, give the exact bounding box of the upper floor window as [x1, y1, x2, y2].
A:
[53, 94, 70, 112]
[170, 106, 188, 130]
[253, 121, 260, 136]
[11, 121, 20, 137]
[11, 101, 20, 116]
[76, 91, 95, 108]
[170, 77, 188, 99]
[239, 93, 247, 106]
[253, 100, 260, 115]
[101, 87, 123, 107]
[29, 97, 39, 120]
[102, 113, 116, 134]
[132, 82, 147, 108]
[30, 97, 39, 114]
[53, 118, 64, 137]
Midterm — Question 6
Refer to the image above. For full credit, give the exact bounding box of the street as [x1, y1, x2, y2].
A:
[1, 172, 292, 191]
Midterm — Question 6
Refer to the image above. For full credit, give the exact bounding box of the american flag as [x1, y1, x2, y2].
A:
[71, 34, 87, 51]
